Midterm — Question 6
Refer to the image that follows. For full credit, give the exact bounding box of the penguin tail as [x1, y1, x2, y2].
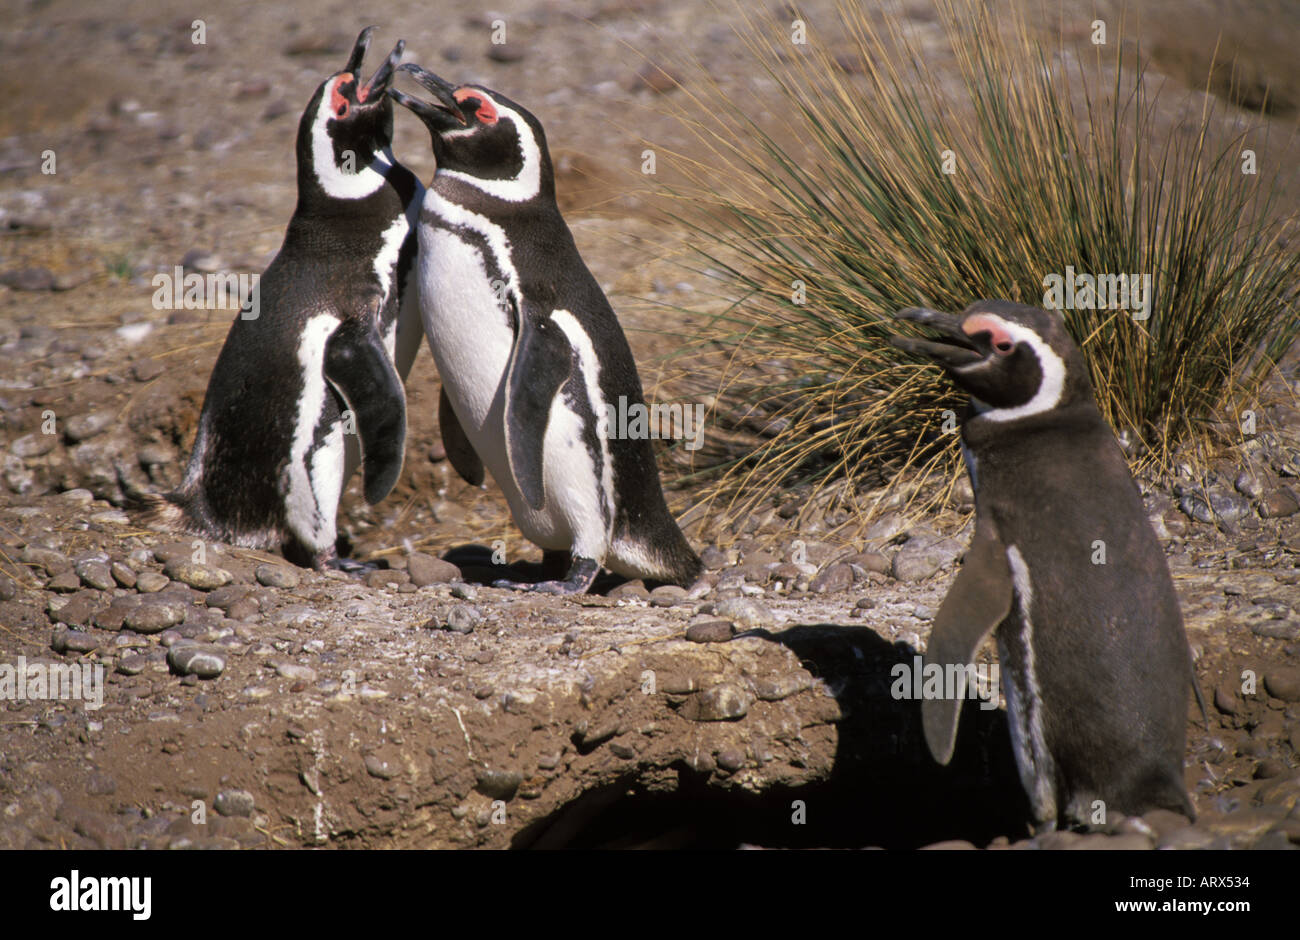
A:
[614, 523, 703, 588]
[132, 489, 208, 538]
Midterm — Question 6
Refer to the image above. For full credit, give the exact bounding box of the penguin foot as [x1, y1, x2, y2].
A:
[493, 556, 600, 595]
[325, 556, 381, 575]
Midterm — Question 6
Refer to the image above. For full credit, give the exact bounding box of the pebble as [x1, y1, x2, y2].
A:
[364, 754, 396, 780]
[442, 604, 482, 634]
[49, 594, 95, 626]
[75, 560, 114, 591]
[124, 602, 185, 634]
[109, 562, 136, 588]
[891, 536, 963, 582]
[163, 560, 232, 590]
[475, 769, 522, 800]
[213, 789, 255, 817]
[11, 433, 57, 459]
[713, 596, 775, 629]
[650, 585, 689, 607]
[255, 564, 299, 589]
[685, 620, 733, 643]
[57, 629, 101, 653]
[167, 644, 227, 678]
[406, 552, 461, 587]
[751, 674, 809, 701]
[685, 682, 752, 721]
[450, 582, 478, 601]
[47, 571, 81, 593]
[1234, 470, 1265, 499]
[20, 545, 71, 575]
[134, 571, 169, 593]
[365, 568, 408, 589]
[1259, 488, 1300, 519]
[608, 581, 649, 601]
[275, 663, 317, 683]
[1264, 669, 1300, 702]
[115, 654, 148, 676]
[1252, 621, 1300, 641]
[63, 412, 114, 443]
[1213, 685, 1239, 715]
[205, 585, 251, 611]
[716, 748, 745, 772]
[0, 575, 15, 601]
[809, 563, 853, 594]
[841, 552, 891, 575]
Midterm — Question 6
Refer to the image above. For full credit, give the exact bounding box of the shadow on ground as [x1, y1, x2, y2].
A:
[514, 624, 1031, 848]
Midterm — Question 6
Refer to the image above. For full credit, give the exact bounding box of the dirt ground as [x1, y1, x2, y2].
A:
[1, 0, 1298, 849]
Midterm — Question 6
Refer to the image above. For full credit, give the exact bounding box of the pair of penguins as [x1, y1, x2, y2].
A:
[147, 27, 699, 594]
[147, 29, 1198, 832]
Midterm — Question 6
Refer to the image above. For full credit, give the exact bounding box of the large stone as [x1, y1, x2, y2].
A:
[407, 553, 462, 587]
[891, 537, 963, 582]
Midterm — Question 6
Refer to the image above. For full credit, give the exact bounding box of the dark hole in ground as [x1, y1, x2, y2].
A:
[515, 625, 1031, 848]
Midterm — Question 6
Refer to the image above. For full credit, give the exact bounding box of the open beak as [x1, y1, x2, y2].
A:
[357, 40, 404, 103]
[389, 63, 466, 129]
[344, 26, 376, 76]
[889, 307, 987, 369]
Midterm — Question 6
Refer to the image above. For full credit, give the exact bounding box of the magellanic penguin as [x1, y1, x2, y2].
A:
[387, 66, 702, 593]
[890, 299, 1196, 831]
[144, 28, 459, 569]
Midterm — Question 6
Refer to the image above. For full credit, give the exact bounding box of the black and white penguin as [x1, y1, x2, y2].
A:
[388, 66, 701, 593]
[145, 28, 457, 568]
[890, 299, 1196, 830]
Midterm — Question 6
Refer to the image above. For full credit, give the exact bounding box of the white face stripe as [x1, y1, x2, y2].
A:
[309, 77, 392, 200]
[958, 317, 1066, 423]
[549, 309, 614, 534]
[1004, 545, 1056, 823]
[437, 99, 542, 203]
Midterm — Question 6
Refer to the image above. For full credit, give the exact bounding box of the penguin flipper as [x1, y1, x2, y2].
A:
[323, 318, 407, 505]
[438, 387, 484, 486]
[921, 516, 1013, 766]
[503, 297, 572, 511]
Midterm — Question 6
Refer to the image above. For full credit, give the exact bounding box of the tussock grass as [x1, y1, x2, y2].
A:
[651, 0, 1300, 531]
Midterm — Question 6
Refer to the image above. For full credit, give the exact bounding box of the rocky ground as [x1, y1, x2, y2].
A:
[1, 0, 1299, 850]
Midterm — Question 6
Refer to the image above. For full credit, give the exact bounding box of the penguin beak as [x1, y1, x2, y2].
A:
[357, 40, 405, 104]
[344, 26, 376, 77]
[889, 307, 987, 368]
[390, 64, 467, 129]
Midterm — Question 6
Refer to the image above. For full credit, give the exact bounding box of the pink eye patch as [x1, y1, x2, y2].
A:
[330, 74, 353, 117]
[454, 88, 498, 125]
[963, 314, 1016, 353]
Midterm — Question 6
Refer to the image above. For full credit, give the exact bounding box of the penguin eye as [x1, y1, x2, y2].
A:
[994, 340, 1014, 354]
[336, 101, 349, 118]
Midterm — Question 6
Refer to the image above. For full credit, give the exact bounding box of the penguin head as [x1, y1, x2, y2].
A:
[296, 27, 406, 199]
[390, 65, 555, 203]
[891, 300, 1094, 420]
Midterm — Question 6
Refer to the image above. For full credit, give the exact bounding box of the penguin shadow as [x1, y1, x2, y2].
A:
[440, 544, 634, 594]
[515, 624, 1032, 848]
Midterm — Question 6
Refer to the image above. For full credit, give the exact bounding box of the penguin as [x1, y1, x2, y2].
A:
[890, 299, 1196, 831]
[144, 28, 459, 569]
[387, 65, 702, 593]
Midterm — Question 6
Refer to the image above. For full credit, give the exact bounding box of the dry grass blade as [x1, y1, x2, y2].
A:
[646, 0, 1300, 533]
